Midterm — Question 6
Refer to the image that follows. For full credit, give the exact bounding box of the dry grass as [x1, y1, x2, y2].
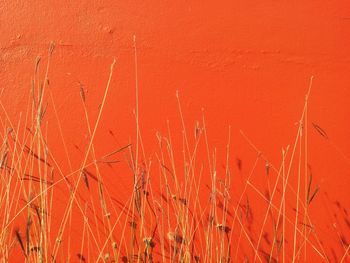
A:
[0, 43, 348, 262]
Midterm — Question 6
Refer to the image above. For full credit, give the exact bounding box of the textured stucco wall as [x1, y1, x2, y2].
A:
[1, 1, 350, 261]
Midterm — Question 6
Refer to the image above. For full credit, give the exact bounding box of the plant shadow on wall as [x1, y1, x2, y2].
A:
[0, 42, 349, 263]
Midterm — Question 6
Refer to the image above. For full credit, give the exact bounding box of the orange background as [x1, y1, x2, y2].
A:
[1, 1, 350, 261]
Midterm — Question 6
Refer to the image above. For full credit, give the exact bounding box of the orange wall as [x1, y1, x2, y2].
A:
[1, 1, 350, 261]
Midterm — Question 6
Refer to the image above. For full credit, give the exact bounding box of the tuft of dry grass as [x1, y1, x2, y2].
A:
[0, 44, 348, 263]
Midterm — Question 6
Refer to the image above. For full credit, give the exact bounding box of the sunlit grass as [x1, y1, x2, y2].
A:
[0, 43, 348, 262]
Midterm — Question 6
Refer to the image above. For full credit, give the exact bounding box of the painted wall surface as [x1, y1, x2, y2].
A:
[1, 1, 350, 262]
